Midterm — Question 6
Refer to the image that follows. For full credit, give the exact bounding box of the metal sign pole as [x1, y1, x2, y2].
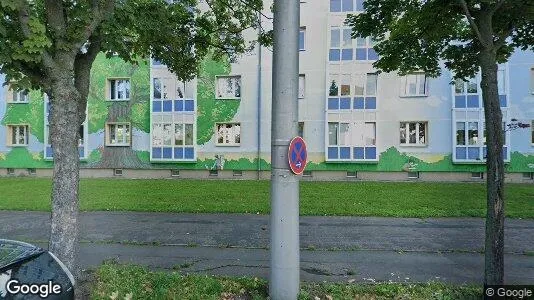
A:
[270, 0, 300, 298]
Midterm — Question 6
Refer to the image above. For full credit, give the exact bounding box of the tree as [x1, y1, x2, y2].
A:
[0, 0, 265, 281]
[346, 0, 534, 285]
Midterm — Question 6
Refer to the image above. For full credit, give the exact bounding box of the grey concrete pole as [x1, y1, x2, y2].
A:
[270, 0, 300, 298]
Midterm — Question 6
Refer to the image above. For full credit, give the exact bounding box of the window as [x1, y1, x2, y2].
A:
[407, 171, 419, 179]
[114, 169, 123, 176]
[497, 69, 505, 95]
[346, 171, 357, 178]
[151, 114, 195, 160]
[7, 168, 15, 175]
[233, 170, 243, 177]
[7, 125, 29, 146]
[27, 168, 36, 176]
[302, 170, 312, 177]
[298, 122, 304, 138]
[106, 123, 131, 146]
[298, 75, 305, 99]
[454, 76, 479, 108]
[209, 169, 219, 176]
[457, 121, 479, 146]
[330, 0, 364, 12]
[216, 123, 241, 146]
[216, 76, 241, 99]
[400, 122, 427, 146]
[353, 73, 377, 109]
[522, 172, 533, 180]
[299, 27, 306, 51]
[171, 169, 180, 177]
[402, 73, 427, 96]
[329, 27, 353, 61]
[471, 172, 483, 179]
[108, 79, 130, 100]
[328, 122, 350, 146]
[355, 37, 378, 61]
[9, 89, 29, 103]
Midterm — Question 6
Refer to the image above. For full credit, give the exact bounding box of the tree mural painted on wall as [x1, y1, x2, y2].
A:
[85, 54, 150, 169]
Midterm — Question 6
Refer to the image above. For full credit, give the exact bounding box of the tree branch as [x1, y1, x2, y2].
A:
[489, 0, 507, 16]
[71, 0, 115, 56]
[44, 0, 67, 40]
[458, 0, 490, 48]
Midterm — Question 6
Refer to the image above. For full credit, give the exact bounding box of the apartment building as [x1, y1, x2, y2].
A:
[1, 0, 533, 181]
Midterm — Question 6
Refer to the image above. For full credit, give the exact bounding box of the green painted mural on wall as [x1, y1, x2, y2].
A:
[1, 90, 45, 142]
[0, 148, 52, 168]
[196, 56, 240, 145]
[88, 54, 150, 134]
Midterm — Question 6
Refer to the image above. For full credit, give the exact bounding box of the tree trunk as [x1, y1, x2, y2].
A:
[479, 48, 505, 286]
[48, 74, 82, 278]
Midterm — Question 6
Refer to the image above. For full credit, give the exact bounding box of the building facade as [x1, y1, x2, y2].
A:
[1, 1, 534, 181]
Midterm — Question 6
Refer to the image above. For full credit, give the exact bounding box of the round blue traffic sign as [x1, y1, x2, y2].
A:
[288, 136, 308, 175]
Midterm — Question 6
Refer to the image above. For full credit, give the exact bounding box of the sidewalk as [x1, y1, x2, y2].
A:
[2, 211, 533, 284]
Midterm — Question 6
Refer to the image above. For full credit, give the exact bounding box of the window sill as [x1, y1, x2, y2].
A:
[399, 94, 428, 98]
[105, 144, 131, 147]
[216, 144, 240, 147]
[106, 99, 130, 102]
[6, 102, 29, 104]
[216, 97, 241, 100]
[8, 145, 28, 147]
[399, 144, 428, 148]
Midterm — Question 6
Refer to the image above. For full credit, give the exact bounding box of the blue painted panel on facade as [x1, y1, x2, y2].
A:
[365, 147, 377, 159]
[355, 0, 364, 11]
[483, 147, 487, 159]
[184, 147, 194, 159]
[184, 100, 194, 111]
[503, 146, 508, 160]
[174, 100, 183, 111]
[355, 49, 367, 60]
[330, 0, 341, 12]
[162, 147, 172, 159]
[46, 147, 53, 158]
[466, 95, 479, 108]
[79, 147, 84, 158]
[340, 147, 350, 159]
[163, 100, 172, 112]
[456, 147, 467, 159]
[329, 49, 340, 61]
[153, 101, 162, 112]
[342, 0, 353, 11]
[467, 147, 479, 160]
[365, 97, 376, 109]
[328, 147, 338, 159]
[340, 97, 351, 109]
[174, 147, 184, 159]
[299, 31, 305, 51]
[499, 95, 507, 107]
[354, 97, 365, 109]
[354, 147, 364, 159]
[368, 49, 378, 60]
[455, 96, 466, 108]
[152, 147, 162, 159]
[341, 49, 353, 60]
[328, 98, 339, 110]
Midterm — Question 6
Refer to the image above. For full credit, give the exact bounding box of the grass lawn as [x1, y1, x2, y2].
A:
[91, 263, 482, 300]
[0, 177, 533, 218]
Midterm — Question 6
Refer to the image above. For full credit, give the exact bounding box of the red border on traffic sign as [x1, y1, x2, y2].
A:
[288, 136, 308, 175]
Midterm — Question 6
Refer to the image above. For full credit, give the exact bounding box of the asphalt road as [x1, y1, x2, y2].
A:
[1, 211, 533, 284]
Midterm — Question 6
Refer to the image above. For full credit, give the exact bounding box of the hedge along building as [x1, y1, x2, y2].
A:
[1, 1, 534, 181]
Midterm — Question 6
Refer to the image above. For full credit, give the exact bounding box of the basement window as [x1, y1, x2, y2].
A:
[27, 168, 36, 176]
[233, 170, 243, 177]
[209, 169, 218, 176]
[407, 171, 419, 179]
[346, 171, 357, 178]
[171, 169, 180, 177]
[523, 172, 534, 180]
[7, 168, 15, 175]
[114, 169, 123, 176]
[471, 172, 483, 179]
[302, 170, 312, 177]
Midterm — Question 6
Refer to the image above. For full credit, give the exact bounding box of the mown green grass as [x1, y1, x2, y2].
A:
[0, 177, 533, 218]
[91, 263, 482, 300]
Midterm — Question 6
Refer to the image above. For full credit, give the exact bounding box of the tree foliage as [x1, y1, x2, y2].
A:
[346, 0, 534, 80]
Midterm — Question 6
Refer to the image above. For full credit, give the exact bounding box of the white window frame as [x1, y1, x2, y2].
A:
[329, 26, 354, 61]
[7, 125, 29, 146]
[215, 123, 241, 146]
[9, 89, 30, 103]
[106, 122, 131, 146]
[216, 75, 241, 99]
[400, 121, 428, 146]
[401, 73, 427, 97]
[531, 120, 534, 145]
[108, 78, 131, 101]
[298, 74, 305, 99]
[355, 37, 376, 61]
[299, 27, 306, 51]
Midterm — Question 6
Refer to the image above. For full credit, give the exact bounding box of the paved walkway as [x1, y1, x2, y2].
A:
[1, 211, 533, 284]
